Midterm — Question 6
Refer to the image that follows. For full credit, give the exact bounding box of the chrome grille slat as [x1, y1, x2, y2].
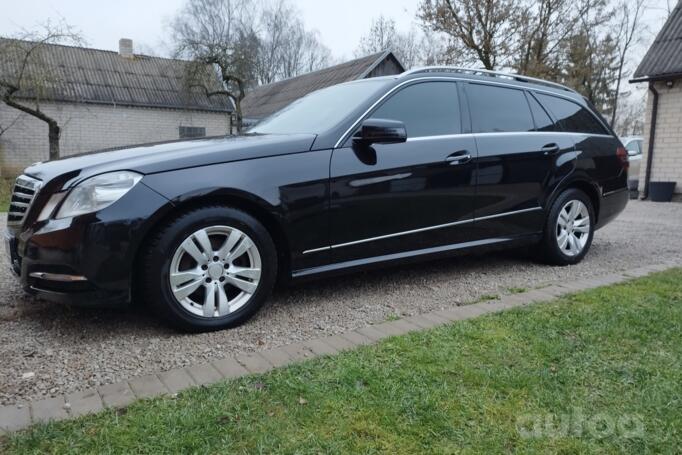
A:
[7, 175, 42, 226]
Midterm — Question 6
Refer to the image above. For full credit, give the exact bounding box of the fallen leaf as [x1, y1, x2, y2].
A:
[298, 397, 308, 405]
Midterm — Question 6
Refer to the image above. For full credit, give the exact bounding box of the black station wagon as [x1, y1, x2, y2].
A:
[5, 67, 629, 331]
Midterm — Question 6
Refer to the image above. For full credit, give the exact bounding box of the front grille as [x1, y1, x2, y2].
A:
[8, 175, 42, 226]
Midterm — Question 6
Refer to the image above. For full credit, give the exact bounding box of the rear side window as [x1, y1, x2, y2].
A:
[526, 93, 557, 132]
[535, 94, 608, 135]
[467, 84, 534, 133]
[369, 82, 460, 137]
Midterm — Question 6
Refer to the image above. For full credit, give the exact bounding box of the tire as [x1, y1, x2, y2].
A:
[539, 189, 595, 266]
[142, 205, 277, 332]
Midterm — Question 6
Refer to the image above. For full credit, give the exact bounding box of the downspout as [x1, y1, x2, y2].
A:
[642, 82, 659, 200]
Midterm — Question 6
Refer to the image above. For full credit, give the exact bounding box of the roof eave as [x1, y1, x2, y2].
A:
[629, 72, 682, 83]
[11, 95, 233, 113]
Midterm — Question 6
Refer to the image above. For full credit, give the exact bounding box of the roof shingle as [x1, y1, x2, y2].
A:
[633, 2, 682, 81]
[0, 39, 232, 112]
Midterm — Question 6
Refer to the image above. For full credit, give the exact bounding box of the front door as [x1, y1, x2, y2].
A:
[329, 81, 478, 264]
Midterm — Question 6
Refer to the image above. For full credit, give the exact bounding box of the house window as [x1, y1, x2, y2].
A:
[179, 126, 206, 139]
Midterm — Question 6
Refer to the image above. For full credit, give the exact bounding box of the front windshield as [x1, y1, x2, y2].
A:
[248, 79, 390, 135]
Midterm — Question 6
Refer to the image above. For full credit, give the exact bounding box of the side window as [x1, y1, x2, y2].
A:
[467, 84, 534, 133]
[535, 94, 608, 135]
[526, 93, 557, 132]
[369, 82, 460, 137]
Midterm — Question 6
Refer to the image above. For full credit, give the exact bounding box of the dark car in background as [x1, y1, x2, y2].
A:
[5, 67, 629, 331]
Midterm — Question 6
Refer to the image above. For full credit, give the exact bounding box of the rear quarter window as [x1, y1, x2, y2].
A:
[534, 93, 608, 135]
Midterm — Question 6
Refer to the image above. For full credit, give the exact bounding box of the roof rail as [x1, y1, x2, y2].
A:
[402, 66, 577, 94]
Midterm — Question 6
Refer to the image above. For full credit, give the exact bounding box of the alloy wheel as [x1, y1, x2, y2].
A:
[555, 200, 590, 257]
[169, 226, 262, 317]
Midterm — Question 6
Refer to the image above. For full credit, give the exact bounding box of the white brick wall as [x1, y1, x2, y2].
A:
[639, 81, 682, 195]
[0, 101, 231, 176]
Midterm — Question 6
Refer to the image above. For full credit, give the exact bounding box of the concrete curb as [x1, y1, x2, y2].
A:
[0, 261, 679, 433]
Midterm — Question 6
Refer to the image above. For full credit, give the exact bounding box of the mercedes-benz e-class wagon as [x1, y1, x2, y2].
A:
[5, 67, 629, 331]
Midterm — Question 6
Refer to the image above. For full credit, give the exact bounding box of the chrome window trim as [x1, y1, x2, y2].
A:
[333, 76, 611, 149]
[302, 206, 543, 254]
[401, 131, 613, 143]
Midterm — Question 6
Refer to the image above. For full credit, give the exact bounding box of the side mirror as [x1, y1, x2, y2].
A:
[353, 119, 407, 145]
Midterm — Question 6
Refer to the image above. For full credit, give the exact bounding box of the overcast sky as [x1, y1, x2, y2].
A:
[0, 0, 673, 63]
[0, 0, 419, 59]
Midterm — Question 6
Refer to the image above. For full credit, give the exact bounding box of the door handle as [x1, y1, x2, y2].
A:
[445, 151, 472, 165]
[541, 143, 560, 154]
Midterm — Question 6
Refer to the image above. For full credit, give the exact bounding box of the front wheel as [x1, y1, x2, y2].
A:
[142, 206, 277, 332]
[540, 189, 595, 265]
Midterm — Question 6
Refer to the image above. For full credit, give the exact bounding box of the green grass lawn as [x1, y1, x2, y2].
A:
[0, 178, 13, 212]
[5, 269, 682, 454]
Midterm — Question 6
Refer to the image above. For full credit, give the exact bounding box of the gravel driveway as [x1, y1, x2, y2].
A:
[1, 200, 681, 405]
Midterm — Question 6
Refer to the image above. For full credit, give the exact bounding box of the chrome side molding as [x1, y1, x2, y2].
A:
[303, 206, 543, 254]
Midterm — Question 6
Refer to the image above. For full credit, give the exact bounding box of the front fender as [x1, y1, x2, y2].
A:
[141, 151, 332, 271]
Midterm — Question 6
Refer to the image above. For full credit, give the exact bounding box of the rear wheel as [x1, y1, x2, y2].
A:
[540, 189, 595, 265]
[143, 206, 277, 332]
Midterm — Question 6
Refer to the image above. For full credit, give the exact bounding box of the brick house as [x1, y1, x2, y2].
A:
[630, 2, 682, 200]
[0, 39, 232, 176]
[241, 50, 404, 126]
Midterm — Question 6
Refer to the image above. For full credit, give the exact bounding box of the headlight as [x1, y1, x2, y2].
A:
[55, 171, 142, 219]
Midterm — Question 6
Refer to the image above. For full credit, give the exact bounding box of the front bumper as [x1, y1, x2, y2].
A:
[6, 181, 172, 306]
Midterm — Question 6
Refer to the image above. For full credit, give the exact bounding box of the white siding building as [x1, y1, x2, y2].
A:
[630, 2, 682, 201]
[0, 39, 232, 176]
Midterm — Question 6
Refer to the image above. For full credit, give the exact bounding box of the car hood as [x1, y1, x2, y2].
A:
[24, 133, 317, 188]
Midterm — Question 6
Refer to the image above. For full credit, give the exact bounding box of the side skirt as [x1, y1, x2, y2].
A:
[291, 234, 541, 281]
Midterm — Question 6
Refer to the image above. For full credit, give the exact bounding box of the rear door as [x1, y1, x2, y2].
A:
[464, 83, 574, 238]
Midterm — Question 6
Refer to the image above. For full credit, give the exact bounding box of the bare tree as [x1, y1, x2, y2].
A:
[418, 0, 525, 70]
[172, 0, 330, 131]
[172, 0, 259, 133]
[279, 28, 330, 78]
[0, 21, 83, 160]
[256, 0, 292, 84]
[514, 0, 596, 79]
[610, 0, 646, 127]
[259, 1, 330, 81]
[356, 16, 400, 56]
[561, 1, 619, 113]
[355, 16, 427, 69]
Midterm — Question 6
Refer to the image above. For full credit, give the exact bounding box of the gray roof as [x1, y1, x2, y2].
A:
[0, 39, 232, 112]
[632, 2, 682, 81]
[242, 51, 404, 120]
